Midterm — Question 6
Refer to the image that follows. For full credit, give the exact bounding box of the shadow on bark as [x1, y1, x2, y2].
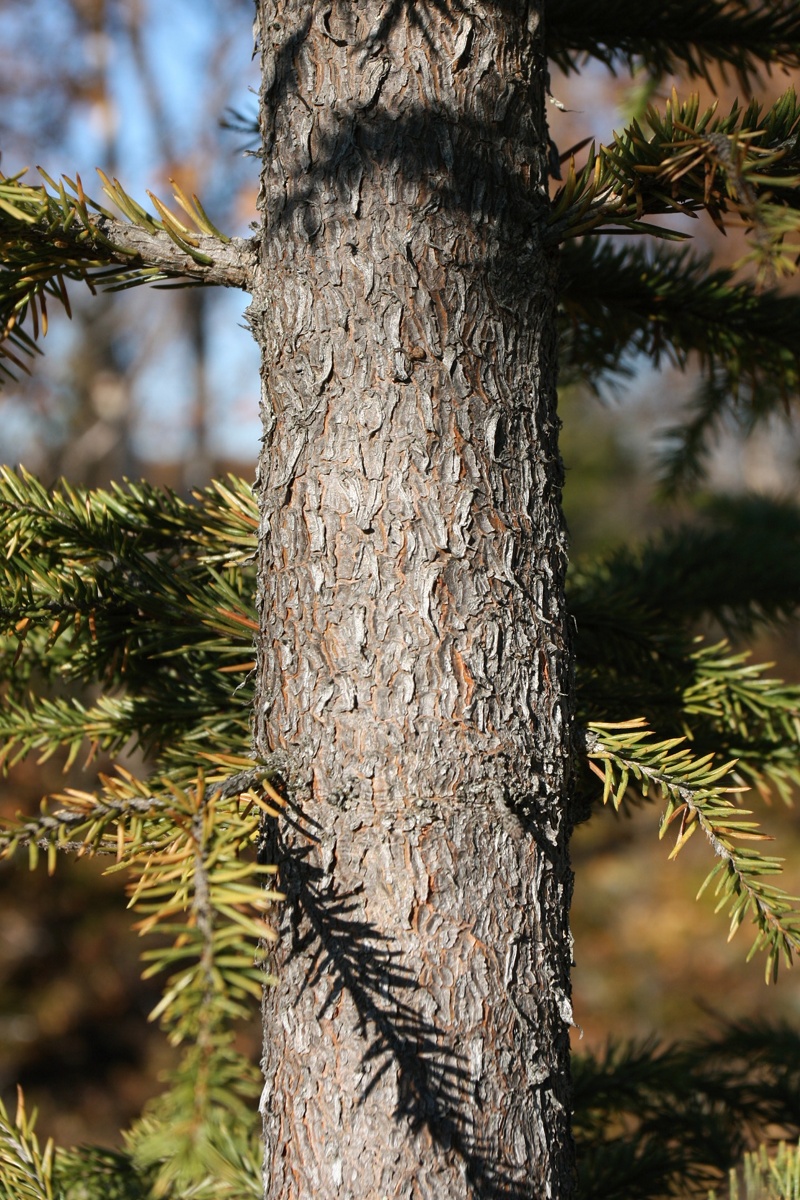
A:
[331, 0, 545, 50]
[259, 18, 549, 252]
[359, 0, 471, 54]
[261, 14, 313, 153]
[269, 105, 548, 244]
[268, 814, 546, 1199]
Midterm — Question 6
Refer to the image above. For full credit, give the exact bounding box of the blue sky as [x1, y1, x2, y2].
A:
[0, 0, 262, 473]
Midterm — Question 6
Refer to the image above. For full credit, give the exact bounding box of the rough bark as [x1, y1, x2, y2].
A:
[250, 2, 574, 1197]
[39, 216, 257, 289]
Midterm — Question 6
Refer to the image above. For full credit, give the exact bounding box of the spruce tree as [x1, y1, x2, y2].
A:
[1, 2, 800, 1198]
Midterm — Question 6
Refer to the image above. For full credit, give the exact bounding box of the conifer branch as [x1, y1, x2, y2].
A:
[574, 1023, 800, 1200]
[0, 468, 282, 1193]
[683, 644, 800, 806]
[128, 1047, 263, 1198]
[578, 636, 800, 809]
[559, 239, 800, 404]
[0, 1084, 261, 1198]
[575, 633, 800, 811]
[547, 0, 800, 88]
[0, 170, 257, 381]
[710, 1140, 800, 1200]
[656, 369, 793, 493]
[122, 768, 279, 1196]
[0, 762, 282, 1196]
[586, 720, 800, 981]
[0, 1090, 55, 1200]
[549, 87, 800, 280]
[51, 1146, 155, 1200]
[570, 497, 800, 657]
[0, 468, 257, 765]
[54, 1147, 155, 1200]
[0, 692, 237, 774]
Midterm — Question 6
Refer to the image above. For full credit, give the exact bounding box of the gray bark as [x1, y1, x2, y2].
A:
[36, 215, 256, 289]
[250, 2, 575, 1196]
[91, 218, 256, 287]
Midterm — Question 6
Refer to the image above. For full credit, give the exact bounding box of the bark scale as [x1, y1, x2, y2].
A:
[250, 2, 574, 1196]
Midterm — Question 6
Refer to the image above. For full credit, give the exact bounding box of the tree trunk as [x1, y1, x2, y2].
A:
[250, 2, 575, 1197]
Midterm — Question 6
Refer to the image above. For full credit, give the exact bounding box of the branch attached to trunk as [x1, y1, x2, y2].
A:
[0, 170, 259, 381]
[89, 215, 257, 289]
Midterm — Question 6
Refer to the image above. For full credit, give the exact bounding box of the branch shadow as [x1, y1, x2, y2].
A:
[259, 6, 552, 255]
[269, 103, 549, 247]
[266, 815, 545, 1199]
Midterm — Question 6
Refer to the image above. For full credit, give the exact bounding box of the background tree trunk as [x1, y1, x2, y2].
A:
[250, 2, 575, 1196]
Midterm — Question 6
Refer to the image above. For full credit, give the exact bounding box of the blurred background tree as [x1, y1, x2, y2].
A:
[0, 0, 260, 489]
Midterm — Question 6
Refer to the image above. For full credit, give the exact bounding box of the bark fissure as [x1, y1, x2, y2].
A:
[251, 2, 574, 1195]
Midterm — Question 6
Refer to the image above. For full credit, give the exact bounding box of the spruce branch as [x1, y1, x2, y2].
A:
[0, 1089, 55, 1200]
[112, 763, 282, 1197]
[0, 1086, 241, 1199]
[576, 633, 800, 810]
[570, 496, 800, 657]
[128, 1048, 263, 1198]
[0, 466, 258, 576]
[549, 87, 800, 279]
[52, 1145, 155, 1200]
[585, 720, 800, 981]
[547, 0, 800, 88]
[683, 644, 800, 806]
[710, 1140, 800, 1200]
[0, 457, 279, 1197]
[559, 239, 800, 405]
[574, 1023, 800, 1200]
[656, 368, 794, 494]
[571, 507, 800, 833]
[0, 169, 257, 380]
[0, 761, 283, 1196]
[574, 1039, 731, 1200]
[0, 468, 257, 767]
[0, 691, 246, 774]
[573, 1132, 702, 1200]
